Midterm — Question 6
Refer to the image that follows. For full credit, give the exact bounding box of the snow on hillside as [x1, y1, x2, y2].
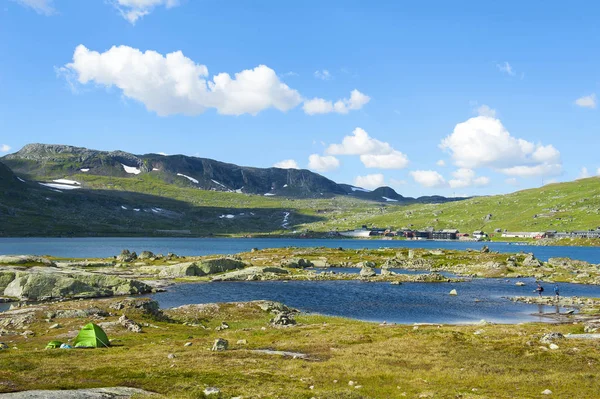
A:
[177, 173, 199, 184]
[122, 164, 141, 175]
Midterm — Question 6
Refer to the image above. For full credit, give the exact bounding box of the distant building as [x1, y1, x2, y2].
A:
[432, 229, 458, 240]
[501, 232, 545, 239]
[473, 230, 488, 240]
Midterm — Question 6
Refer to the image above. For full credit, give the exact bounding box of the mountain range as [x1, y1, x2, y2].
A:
[1, 143, 463, 203]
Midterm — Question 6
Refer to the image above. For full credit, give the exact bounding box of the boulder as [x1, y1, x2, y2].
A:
[449, 289, 458, 296]
[0, 255, 57, 267]
[2, 271, 151, 301]
[283, 258, 314, 268]
[211, 338, 228, 351]
[480, 245, 490, 253]
[117, 250, 137, 263]
[540, 332, 565, 344]
[158, 262, 202, 278]
[197, 257, 246, 274]
[138, 251, 155, 260]
[359, 266, 376, 278]
[271, 312, 296, 326]
[523, 253, 542, 268]
[119, 314, 142, 333]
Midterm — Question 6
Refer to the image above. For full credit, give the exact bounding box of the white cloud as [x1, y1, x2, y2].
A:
[326, 128, 391, 155]
[61, 45, 303, 117]
[325, 127, 409, 169]
[354, 174, 385, 190]
[314, 70, 331, 80]
[476, 104, 497, 118]
[111, 0, 180, 24]
[11, 0, 55, 15]
[440, 115, 561, 177]
[308, 154, 340, 172]
[409, 170, 447, 188]
[575, 94, 597, 109]
[448, 168, 490, 189]
[273, 159, 299, 169]
[0, 144, 11, 153]
[597, 168, 600, 176]
[303, 89, 370, 115]
[497, 61, 515, 76]
[436, 159, 446, 167]
[578, 167, 590, 180]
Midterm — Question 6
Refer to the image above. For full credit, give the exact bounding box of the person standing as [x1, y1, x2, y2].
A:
[554, 284, 560, 301]
[535, 283, 544, 297]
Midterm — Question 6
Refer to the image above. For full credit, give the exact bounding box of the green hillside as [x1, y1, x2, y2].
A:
[2, 150, 600, 237]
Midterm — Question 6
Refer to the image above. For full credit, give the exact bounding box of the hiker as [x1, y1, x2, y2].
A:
[535, 283, 544, 297]
[554, 284, 560, 300]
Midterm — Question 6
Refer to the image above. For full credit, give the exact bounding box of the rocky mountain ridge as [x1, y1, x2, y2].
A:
[2, 143, 460, 203]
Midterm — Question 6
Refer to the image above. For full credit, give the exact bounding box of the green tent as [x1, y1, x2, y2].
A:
[45, 340, 63, 349]
[73, 323, 110, 348]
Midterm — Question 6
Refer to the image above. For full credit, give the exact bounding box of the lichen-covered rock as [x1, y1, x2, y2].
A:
[158, 262, 201, 278]
[211, 267, 288, 282]
[540, 332, 564, 344]
[0, 255, 57, 267]
[271, 311, 296, 326]
[119, 314, 142, 333]
[282, 258, 314, 268]
[138, 251, 155, 260]
[198, 257, 246, 274]
[359, 266, 376, 278]
[523, 253, 542, 268]
[2, 271, 151, 301]
[212, 338, 228, 351]
[117, 249, 137, 263]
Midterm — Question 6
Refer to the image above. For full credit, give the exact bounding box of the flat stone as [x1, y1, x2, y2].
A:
[0, 387, 155, 398]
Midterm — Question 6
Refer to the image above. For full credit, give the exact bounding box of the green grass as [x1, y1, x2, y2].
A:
[2, 168, 600, 240]
[1, 298, 599, 398]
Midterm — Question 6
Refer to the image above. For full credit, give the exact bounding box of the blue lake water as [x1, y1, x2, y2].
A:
[152, 277, 600, 324]
[0, 237, 599, 263]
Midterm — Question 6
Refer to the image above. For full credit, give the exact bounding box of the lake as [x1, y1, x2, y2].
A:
[0, 237, 599, 263]
[152, 276, 600, 324]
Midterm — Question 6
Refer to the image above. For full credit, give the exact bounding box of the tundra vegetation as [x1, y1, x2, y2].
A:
[1, 247, 600, 397]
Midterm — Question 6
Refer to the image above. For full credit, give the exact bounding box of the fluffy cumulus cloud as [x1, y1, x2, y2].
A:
[440, 115, 561, 177]
[575, 94, 597, 109]
[273, 159, 299, 169]
[354, 174, 385, 190]
[436, 159, 446, 167]
[578, 167, 590, 179]
[60, 45, 303, 116]
[476, 104, 497, 117]
[11, 0, 55, 15]
[325, 128, 409, 169]
[303, 90, 370, 115]
[409, 170, 447, 188]
[111, 0, 180, 24]
[308, 154, 340, 173]
[0, 144, 11, 153]
[448, 168, 490, 189]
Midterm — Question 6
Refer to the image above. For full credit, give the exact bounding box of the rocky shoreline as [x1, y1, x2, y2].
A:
[1, 246, 600, 305]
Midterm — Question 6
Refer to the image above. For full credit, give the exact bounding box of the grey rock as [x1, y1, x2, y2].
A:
[0, 387, 155, 398]
[117, 249, 137, 263]
[271, 312, 296, 326]
[118, 314, 142, 333]
[540, 332, 565, 344]
[523, 253, 542, 268]
[212, 338, 228, 351]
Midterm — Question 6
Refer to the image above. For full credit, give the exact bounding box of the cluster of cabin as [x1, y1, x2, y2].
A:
[501, 228, 600, 239]
[338, 226, 488, 241]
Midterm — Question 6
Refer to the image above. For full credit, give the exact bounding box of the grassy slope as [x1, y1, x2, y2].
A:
[2, 170, 600, 237]
[1, 298, 599, 398]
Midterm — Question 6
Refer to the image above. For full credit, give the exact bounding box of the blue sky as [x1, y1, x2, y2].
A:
[1, 0, 599, 197]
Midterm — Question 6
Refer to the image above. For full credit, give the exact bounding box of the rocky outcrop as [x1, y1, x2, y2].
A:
[0, 255, 57, 267]
[1, 271, 151, 301]
[282, 258, 314, 268]
[211, 266, 288, 281]
[359, 264, 377, 277]
[522, 253, 542, 268]
[271, 311, 296, 326]
[157, 257, 246, 278]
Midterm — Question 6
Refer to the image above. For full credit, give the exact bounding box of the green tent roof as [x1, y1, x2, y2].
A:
[45, 340, 63, 349]
[73, 323, 110, 348]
